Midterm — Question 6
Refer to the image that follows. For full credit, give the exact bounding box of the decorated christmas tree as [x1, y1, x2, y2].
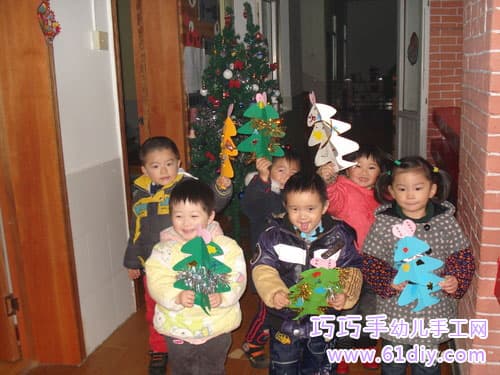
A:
[189, 3, 281, 239]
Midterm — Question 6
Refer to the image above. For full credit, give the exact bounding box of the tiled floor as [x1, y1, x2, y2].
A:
[0, 289, 415, 375]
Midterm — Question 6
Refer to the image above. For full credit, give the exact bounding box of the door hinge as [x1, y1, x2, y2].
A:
[4, 293, 19, 316]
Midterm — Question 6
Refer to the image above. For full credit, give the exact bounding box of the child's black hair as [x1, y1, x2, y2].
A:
[375, 156, 451, 204]
[139, 136, 180, 165]
[272, 147, 302, 169]
[344, 144, 392, 174]
[282, 172, 328, 205]
[169, 179, 215, 215]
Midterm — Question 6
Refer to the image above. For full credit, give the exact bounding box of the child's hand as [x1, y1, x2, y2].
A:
[391, 281, 408, 292]
[127, 269, 141, 280]
[317, 162, 337, 184]
[256, 157, 272, 182]
[209, 293, 222, 308]
[216, 176, 231, 190]
[273, 291, 290, 309]
[439, 275, 458, 294]
[176, 290, 195, 308]
[327, 293, 347, 310]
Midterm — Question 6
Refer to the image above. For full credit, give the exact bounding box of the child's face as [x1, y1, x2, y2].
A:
[141, 148, 180, 186]
[346, 155, 381, 189]
[285, 190, 329, 233]
[171, 200, 215, 241]
[388, 170, 437, 219]
[270, 158, 300, 189]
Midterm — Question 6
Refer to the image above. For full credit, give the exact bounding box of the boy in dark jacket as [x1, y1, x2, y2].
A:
[123, 136, 232, 375]
[240, 150, 300, 368]
[252, 172, 362, 374]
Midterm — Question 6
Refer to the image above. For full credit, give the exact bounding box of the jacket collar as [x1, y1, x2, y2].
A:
[379, 201, 450, 222]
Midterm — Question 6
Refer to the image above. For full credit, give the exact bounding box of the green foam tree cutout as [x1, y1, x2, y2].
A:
[288, 268, 343, 319]
[173, 236, 231, 315]
[237, 92, 285, 160]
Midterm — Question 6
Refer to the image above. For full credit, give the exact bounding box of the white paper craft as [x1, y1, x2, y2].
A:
[307, 92, 359, 170]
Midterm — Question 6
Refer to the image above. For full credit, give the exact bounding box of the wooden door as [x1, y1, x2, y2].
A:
[0, 0, 84, 364]
[395, 0, 429, 158]
[0, 208, 20, 361]
[130, 0, 188, 166]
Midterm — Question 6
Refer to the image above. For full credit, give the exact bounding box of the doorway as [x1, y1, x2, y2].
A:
[323, 0, 397, 155]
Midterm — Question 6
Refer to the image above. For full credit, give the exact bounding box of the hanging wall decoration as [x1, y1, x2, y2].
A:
[37, 1, 61, 44]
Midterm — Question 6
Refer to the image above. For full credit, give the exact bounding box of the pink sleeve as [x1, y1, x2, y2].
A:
[326, 180, 347, 217]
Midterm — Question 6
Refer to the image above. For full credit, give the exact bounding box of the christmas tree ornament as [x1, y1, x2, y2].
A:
[307, 91, 359, 170]
[392, 220, 444, 312]
[229, 63, 234, 69]
[200, 88, 208, 96]
[223, 69, 233, 79]
[252, 84, 260, 92]
[225, 14, 232, 27]
[288, 268, 343, 319]
[229, 79, 241, 89]
[234, 60, 244, 70]
[219, 104, 239, 179]
[237, 93, 285, 160]
[173, 236, 231, 315]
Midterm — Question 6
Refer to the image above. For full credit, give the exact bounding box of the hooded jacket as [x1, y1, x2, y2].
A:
[145, 222, 246, 344]
[251, 214, 362, 329]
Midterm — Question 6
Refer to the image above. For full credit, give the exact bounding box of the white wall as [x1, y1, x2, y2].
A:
[51, 0, 135, 355]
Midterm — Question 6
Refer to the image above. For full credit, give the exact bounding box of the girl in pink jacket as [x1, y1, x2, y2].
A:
[317, 144, 391, 251]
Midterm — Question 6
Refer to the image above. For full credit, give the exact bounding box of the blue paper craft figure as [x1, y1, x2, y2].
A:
[392, 220, 444, 312]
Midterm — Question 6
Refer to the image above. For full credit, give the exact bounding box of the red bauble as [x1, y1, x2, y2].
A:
[205, 151, 216, 161]
[233, 60, 244, 70]
[213, 99, 221, 108]
[270, 62, 279, 71]
[255, 32, 263, 41]
[223, 91, 229, 99]
[229, 79, 241, 89]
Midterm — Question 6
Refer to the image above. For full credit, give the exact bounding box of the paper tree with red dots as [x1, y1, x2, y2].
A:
[288, 268, 343, 319]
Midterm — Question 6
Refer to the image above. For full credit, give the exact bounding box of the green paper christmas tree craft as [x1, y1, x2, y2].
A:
[173, 236, 231, 315]
[288, 268, 343, 319]
[237, 93, 285, 160]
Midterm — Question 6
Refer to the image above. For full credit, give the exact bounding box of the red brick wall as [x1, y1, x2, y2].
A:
[460, 1, 500, 374]
[427, 1, 464, 159]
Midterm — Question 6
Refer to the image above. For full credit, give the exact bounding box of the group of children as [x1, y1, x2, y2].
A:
[123, 135, 474, 375]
